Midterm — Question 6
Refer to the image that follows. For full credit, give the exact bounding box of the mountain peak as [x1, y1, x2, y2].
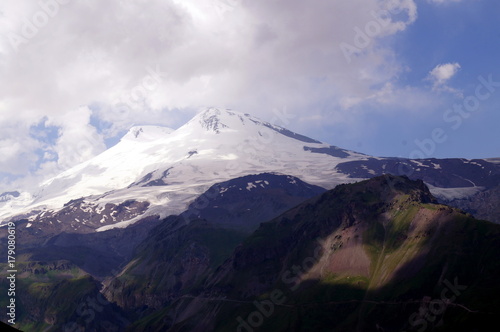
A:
[186, 108, 254, 134]
[198, 108, 230, 133]
[185, 108, 324, 145]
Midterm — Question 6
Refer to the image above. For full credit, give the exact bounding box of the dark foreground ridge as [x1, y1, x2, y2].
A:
[124, 175, 500, 331]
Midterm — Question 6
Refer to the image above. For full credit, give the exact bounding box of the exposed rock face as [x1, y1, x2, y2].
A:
[26, 199, 150, 233]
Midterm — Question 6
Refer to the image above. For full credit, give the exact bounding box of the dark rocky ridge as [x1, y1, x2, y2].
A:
[130, 175, 500, 332]
[181, 172, 326, 232]
[336, 157, 500, 189]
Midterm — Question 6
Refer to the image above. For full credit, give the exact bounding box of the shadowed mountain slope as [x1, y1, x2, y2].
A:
[130, 175, 500, 332]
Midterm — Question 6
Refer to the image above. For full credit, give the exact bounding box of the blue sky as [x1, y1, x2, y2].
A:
[311, 0, 500, 159]
[0, 0, 499, 193]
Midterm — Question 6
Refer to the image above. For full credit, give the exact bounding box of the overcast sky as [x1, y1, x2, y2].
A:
[0, 0, 499, 193]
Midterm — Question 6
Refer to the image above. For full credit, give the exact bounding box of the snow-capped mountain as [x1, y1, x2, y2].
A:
[1, 108, 499, 228]
[0, 109, 365, 227]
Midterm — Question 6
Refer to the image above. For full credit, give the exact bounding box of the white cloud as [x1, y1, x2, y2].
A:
[0, 0, 425, 192]
[428, 62, 461, 95]
[0, 122, 40, 176]
[0, 138, 38, 175]
[46, 106, 107, 171]
[429, 63, 461, 84]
